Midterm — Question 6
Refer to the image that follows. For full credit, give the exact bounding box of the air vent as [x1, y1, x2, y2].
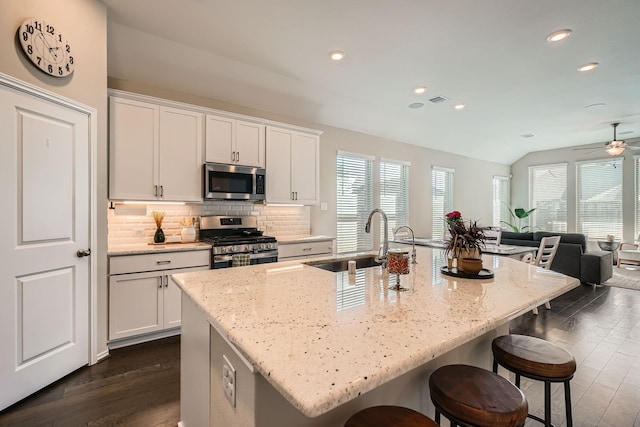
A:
[428, 95, 450, 104]
[520, 133, 536, 138]
[408, 102, 424, 109]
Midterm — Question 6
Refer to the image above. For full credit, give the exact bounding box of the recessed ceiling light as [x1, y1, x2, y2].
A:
[408, 102, 424, 109]
[578, 62, 599, 72]
[329, 50, 345, 61]
[414, 86, 427, 94]
[546, 29, 572, 43]
[453, 103, 465, 110]
[520, 133, 536, 138]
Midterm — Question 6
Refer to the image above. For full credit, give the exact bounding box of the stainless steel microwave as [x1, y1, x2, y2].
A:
[203, 163, 266, 201]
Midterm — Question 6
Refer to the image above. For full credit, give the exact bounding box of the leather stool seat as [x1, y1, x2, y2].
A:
[492, 334, 576, 426]
[344, 405, 439, 427]
[429, 364, 528, 427]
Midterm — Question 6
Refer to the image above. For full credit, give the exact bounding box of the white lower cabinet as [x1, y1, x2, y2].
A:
[108, 250, 209, 343]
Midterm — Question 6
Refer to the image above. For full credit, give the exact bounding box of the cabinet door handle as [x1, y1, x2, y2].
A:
[165, 276, 169, 287]
[156, 260, 171, 265]
[302, 247, 312, 251]
[154, 185, 158, 197]
[236, 151, 240, 162]
[158, 277, 163, 289]
[232, 151, 236, 162]
[160, 185, 164, 197]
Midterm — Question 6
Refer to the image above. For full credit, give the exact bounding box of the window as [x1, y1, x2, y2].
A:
[492, 176, 509, 228]
[636, 156, 640, 240]
[577, 158, 623, 240]
[380, 159, 410, 242]
[336, 152, 374, 253]
[529, 164, 567, 232]
[432, 166, 454, 240]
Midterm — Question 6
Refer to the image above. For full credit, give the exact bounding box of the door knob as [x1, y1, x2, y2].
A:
[76, 249, 91, 258]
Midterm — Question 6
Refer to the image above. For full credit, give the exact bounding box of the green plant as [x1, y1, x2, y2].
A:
[500, 203, 536, 232]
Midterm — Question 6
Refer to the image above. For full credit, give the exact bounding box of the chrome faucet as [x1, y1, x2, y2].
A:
[365, 208, 389, 269]
[393, 226, 417, 264]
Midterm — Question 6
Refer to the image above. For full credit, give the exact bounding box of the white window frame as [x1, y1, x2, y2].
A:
[529, 163, 568, 233]
[380, 158, 410, 242]
[576, 157, 623, 240]
[336, 151, 375, 254]
[492, 175, 509, 228]
[432, 166, 455, 240]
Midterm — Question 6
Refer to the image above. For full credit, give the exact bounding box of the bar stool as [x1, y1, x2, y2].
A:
[429, 364, 528, 427]
[344, 405, 439, 427]
[492, 334, 576, 427]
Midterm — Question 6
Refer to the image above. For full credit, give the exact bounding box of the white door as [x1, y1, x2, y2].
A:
[0, 81, 90, 410]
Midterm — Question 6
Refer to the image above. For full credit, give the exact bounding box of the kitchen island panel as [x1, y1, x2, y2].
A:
[173, 246, 579, 422]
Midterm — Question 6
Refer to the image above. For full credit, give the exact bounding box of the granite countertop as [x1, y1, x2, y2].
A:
[172, 246, 579, 418]
[108, 241, 211, 256]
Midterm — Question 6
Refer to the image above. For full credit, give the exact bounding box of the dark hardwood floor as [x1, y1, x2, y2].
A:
[0, 336, 180, 427]
[1, 284, 639, 426]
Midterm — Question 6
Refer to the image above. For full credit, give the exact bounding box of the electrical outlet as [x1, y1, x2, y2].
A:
[222, 355, 236, 407]
[134, 228, 144, 236]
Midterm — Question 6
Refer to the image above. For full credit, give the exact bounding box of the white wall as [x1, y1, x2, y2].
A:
[1, 0, 108, 357]
[511, 137, 640, 242]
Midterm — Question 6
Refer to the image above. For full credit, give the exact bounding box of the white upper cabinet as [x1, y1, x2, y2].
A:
[266, 126, 319, 205]
[205, 115, 265, 168]
[109, 95, 203, 202]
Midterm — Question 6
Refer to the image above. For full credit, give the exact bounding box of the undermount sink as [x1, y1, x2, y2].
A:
[305, 255, 382, 272]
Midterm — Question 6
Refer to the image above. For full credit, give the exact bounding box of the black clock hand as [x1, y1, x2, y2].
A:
[37, 30, 58, 59]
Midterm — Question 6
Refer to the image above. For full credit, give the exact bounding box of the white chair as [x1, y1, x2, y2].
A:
[617, 242, 640, 267]
[524, 236, 561, 315]
[484, 229, 502, 246]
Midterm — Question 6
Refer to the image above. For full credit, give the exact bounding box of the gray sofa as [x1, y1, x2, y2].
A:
[501, 231, 612, 285]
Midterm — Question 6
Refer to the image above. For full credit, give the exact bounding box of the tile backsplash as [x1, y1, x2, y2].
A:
[107, 201, 310, 246]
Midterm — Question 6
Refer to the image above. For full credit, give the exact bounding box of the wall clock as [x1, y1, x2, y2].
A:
[17, 18, 74, 78]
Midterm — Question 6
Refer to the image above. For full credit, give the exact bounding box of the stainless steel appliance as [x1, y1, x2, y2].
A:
[199, 215, 278, 269]
[203, 163, 265, 201]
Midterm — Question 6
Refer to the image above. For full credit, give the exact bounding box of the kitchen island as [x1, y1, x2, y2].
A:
[172, 246, 579, 427]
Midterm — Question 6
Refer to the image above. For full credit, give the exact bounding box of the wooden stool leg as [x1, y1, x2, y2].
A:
[565, 380, 573, 427]
[435, 409, 441, 424]
[515, 373, 521, 388]
[493, 358, 498, 374]
[544, 381, 551, 427]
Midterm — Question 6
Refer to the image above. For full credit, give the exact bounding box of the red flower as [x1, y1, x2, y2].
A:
[445, 211, 462, 222]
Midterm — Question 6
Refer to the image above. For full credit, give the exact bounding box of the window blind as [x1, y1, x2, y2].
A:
[636, 156, 640, 241]
[432, 166, 454, 240]
[492, 176, 509, 228]
[529, 163, 567, 232]
[336, 152, 374, 253]
[577, 158, 623, 240]
[380, 159, 410, 242]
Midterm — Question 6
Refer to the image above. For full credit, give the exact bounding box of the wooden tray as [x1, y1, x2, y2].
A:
[440, 266, 494, 279]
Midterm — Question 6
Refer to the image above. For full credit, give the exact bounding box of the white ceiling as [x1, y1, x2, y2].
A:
[101, 0, 640, 165]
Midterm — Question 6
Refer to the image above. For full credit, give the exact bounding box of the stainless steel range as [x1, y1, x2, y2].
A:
[199, 215, 278, 269]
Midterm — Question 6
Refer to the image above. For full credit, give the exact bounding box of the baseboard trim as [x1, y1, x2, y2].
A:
[107, 328, 180, 350]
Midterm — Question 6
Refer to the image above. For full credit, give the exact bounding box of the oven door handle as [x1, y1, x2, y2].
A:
[213, 251, 278, 262]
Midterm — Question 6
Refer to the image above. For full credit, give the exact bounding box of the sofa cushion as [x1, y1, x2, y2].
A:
[534, 231, 587, 252]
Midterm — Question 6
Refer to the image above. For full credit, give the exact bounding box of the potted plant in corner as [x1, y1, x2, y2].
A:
[500, 203, 536, 233]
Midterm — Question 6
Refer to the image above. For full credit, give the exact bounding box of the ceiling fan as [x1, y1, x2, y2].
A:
[575, 123, 639, 156]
